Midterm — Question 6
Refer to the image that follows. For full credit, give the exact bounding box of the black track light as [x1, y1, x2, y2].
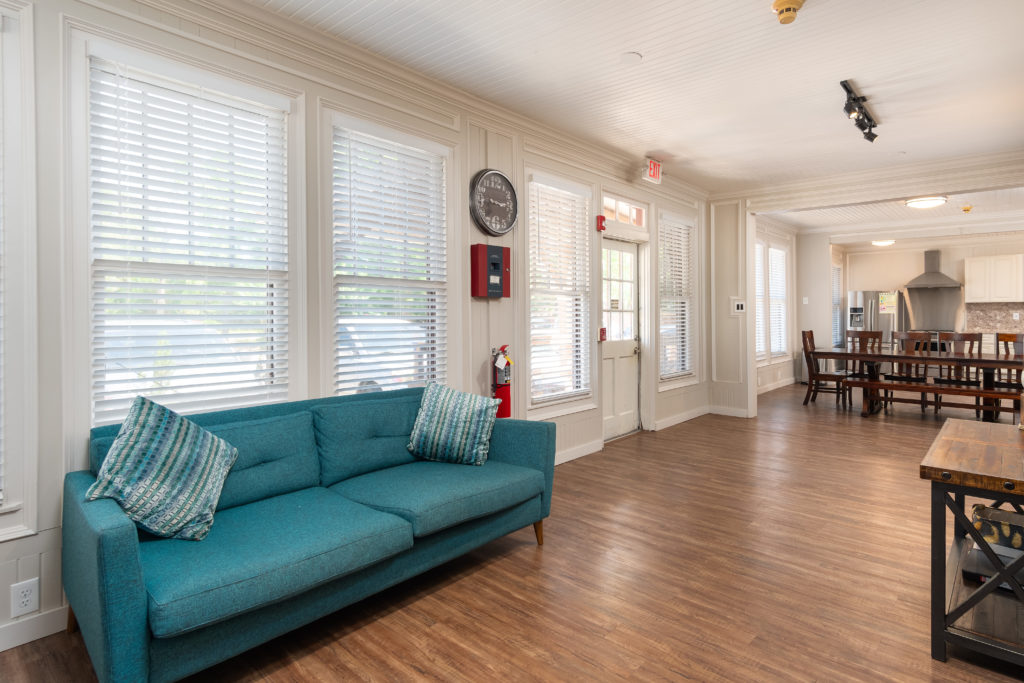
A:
[840, 80, 878, 142]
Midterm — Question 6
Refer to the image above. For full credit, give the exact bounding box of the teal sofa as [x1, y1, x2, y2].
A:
[62, 388, 555, 683]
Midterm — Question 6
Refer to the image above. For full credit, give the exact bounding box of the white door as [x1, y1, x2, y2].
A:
[602, 240, 640, 439]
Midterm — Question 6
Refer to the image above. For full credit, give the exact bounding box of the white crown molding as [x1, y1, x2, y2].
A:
[798, 208, 1024, 237]
[840, 229, 1024, 253]
[131, 0, 710, 204]
[717, 149, 1024, 213]
[754, 214, 799, 237]
[829, 219, 1024, 247]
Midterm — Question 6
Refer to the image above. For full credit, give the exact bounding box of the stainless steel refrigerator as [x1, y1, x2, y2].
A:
[847, 290, 908, 343]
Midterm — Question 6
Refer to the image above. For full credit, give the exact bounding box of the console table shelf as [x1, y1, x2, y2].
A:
[921, 419, 1024, 667]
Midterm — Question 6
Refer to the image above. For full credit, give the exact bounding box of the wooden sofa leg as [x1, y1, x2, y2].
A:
[67, 606, 78, 635]
[533, 521, 544, 546]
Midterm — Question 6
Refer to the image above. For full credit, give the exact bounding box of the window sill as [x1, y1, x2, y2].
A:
[528, 396, 597, 421]
[658, 374, 700, 392]
[0, 501, 23, 515]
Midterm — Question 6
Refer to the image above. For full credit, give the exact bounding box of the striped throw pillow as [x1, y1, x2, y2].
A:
[86, 396, 238, 540]
[407, 383, 501, 466]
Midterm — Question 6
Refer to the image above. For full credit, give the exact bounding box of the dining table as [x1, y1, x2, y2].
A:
[811, 345, 1024, 421]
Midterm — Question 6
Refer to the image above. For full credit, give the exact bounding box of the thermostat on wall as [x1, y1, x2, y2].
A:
[730, 297, 746, 315]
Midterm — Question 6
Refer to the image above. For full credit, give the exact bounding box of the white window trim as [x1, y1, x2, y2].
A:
[657, 210, 701, 391]
[0, 0, 38, 541]
[755, 235, 793, 368]
[524, 169, 598, 419]
[319, 107, 463, 397]
[64, 28, 305, 471]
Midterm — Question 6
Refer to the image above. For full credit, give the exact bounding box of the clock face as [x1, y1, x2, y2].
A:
[470, 169, 518, 236]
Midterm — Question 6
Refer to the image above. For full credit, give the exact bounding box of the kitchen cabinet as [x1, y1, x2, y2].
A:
[964, 254, 1024, 303]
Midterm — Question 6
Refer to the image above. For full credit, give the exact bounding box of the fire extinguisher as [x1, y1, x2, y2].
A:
[492, 345, 512, 418]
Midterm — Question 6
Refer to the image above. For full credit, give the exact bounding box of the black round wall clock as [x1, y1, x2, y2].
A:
[469, 169, 518, 236]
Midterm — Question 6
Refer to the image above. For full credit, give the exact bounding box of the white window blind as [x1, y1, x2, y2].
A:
[332, 126, 447, 395]
[528, 178, 591, 403]
[831, 265, 842, 346]
[89, 58, 289, 425]
[768, 246, 787, 355]
[658, 215, 693, 379]
[755, 242, 766, 358]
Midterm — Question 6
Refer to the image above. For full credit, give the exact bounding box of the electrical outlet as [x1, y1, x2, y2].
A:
[1014, 312, 1020, 321]
[10, 577, 39, 618]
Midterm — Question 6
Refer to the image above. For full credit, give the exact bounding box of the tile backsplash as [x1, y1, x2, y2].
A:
[965, 302, 1024, 334]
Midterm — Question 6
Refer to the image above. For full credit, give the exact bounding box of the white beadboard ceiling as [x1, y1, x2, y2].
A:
[231, 0, 1024, 236]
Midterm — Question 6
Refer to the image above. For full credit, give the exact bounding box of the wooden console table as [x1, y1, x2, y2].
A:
[920, 419, 1024, 666]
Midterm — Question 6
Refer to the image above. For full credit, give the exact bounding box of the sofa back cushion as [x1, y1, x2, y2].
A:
[313, 396, 422, 486]
[205, 412, 320, 510]
[89, 411, 320, 511]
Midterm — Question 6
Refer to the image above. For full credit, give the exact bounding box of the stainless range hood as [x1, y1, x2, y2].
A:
[905, 250, 962, 288]
[902, 250, 963, 331]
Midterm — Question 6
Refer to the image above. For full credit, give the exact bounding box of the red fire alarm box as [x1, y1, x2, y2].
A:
[471, 244, 510, 298]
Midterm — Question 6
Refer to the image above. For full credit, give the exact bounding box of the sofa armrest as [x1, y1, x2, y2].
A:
[487, 419, 556, 517]
[62, 471, 149, 683]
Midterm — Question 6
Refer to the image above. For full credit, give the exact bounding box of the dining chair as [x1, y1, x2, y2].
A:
[935, 331, 983, 417]
[995, 332, 1024, 419]
[844, 330, 883, 404]
[801, 330, 848, 407]
[883, 330, 932, 413]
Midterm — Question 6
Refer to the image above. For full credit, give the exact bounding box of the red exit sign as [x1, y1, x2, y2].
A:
[641, 158, 662, 184]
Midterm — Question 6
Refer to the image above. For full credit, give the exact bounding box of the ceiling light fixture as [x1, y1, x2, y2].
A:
[771, 0, 805, 24]
[839, 80, 878, 143]
[905, 196, 947, 209]
[871, 240, 895, 247]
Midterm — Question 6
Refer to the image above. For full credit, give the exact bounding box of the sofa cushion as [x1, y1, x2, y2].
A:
[407, 383, 500, 466]
[331, 460, 544, 537]
[139, 487, 413, 638]
[87, 396, 238, 541]
[205, 412, 320, 510]
[312, 396, 422, 486]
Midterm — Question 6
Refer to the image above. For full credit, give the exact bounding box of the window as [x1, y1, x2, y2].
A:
[331, 124, 448, 395]
[755, 241, 788, 360]
[528, 176, 591, 403]
[658, 214, 695, 379]
[831, 264, 843, 346]
[88, 57, 289, 425]
[602, 194, 646, 228]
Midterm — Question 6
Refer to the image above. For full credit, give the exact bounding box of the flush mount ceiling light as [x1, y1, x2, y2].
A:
[871, 240, 895, 247]
[839, 80, 878, 142]
[905, 196, 948, 209]
[771, 0, 805, 24]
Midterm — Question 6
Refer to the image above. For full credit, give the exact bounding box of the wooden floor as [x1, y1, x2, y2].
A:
[5, 384, 1024, 681]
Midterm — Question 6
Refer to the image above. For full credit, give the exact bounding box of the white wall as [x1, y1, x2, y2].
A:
[0, 0, 714, 649]
[846, 233, 1024, 293]
[794, 233, 836, 382]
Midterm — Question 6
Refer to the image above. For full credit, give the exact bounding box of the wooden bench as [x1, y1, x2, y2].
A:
[844, 376, 1021, 419]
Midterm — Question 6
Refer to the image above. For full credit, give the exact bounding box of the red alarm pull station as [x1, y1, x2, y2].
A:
[596, 215, 606, 232]
[599, 327, 607, 342]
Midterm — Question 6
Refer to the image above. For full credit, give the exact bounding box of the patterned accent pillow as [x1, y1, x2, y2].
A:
[86, 396, 238, 540]
[407, 383, 501, 466]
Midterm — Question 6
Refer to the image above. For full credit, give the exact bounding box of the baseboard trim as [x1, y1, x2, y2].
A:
[0, 605, 67, 653]
[555, 439, 603, 465]
[709, 405, 754, 418]
[757, 377, 795, 395]
[652, 406, 711, 431]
